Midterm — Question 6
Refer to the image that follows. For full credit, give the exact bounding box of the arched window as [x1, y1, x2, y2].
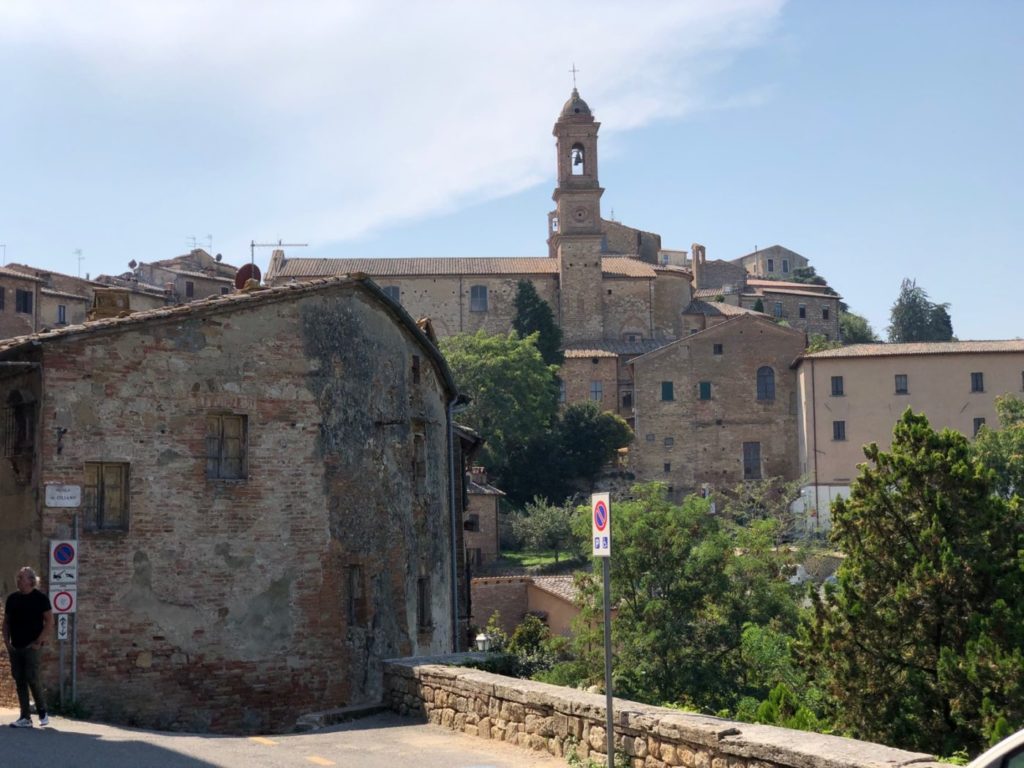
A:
[756, 366, 775, 401]
[571, 143, 585, 176]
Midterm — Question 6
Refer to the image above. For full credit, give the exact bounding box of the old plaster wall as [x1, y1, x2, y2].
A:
[28, 284, 455, 732]
[0, 367, 42, 706]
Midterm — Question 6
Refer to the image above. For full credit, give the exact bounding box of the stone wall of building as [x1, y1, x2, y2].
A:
[562, 355, 619, 413]
[0, 270, 42, 338]
[0, 281, 461, 733]
[383, 658, 944, 768]
[470, 577, 530, 634]
[741, 290, 839, 340]
[631, 316, 804, 496]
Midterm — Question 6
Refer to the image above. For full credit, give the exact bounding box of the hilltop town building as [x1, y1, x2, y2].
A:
[795, 340, 1024, 531]
[0, 277, 470, 732]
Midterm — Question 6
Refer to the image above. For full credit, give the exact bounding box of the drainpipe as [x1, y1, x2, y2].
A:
[446, 394, 470, 652]
[810, 359, 819, 532]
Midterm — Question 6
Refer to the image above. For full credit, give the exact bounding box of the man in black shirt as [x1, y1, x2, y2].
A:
[3, 566, 53, 728]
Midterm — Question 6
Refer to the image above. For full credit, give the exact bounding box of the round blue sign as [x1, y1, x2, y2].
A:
[54, 543, 75, 566]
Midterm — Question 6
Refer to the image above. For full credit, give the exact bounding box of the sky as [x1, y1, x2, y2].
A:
[1, 1, 1021, 341]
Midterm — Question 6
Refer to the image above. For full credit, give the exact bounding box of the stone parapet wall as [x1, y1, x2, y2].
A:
[384, 657, 947, 768]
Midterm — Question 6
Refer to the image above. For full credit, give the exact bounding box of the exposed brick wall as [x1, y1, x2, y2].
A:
[0, 282, 462, 733]
[470, 578, 530, 634]
[384, 659, 945, 768]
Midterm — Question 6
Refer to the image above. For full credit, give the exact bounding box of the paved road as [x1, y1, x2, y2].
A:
[0, 708, 567, 768]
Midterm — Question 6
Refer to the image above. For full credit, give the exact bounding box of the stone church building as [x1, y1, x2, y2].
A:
[266, 89, 807, 494]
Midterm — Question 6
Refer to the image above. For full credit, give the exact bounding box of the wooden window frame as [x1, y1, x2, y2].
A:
[206, 413, 248, 480]
[83, 461, 130, 532]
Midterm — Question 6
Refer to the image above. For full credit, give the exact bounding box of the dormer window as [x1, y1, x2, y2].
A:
[571, 143, 585, 176]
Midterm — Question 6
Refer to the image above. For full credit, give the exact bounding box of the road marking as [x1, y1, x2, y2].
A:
[249, 736, 278, 746]
[306, 757, 335, 766]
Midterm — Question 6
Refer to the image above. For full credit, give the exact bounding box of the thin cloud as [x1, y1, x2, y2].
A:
[0, 0, 784, 259]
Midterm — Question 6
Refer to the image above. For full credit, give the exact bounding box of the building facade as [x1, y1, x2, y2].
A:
[795, 340, 1024, 531]
[0, 277, 469, 732]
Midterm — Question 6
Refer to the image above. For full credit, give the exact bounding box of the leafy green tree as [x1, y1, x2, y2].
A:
[803, 410, 1024, 755]
[716, 475, 806, 544]
[441, 331, 558, 470]
[752, 298, 764, 313]
[512, 279, 563, 366]
[973, 394, 1024, 498]
[838, 311, 878, 344]
[887, 278, 954, 342]
[567, 484, 800, 711]
[806, 334, 841, 353]
[501, 402, 633, 506]
[511, 498, 577, 563]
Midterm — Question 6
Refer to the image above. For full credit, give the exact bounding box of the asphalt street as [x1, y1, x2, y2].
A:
[0, 708, 567, 768]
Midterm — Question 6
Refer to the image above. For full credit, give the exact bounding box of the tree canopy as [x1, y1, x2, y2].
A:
[838, 311, 878, 344]
[887, 278, 954, 342]
[512, 279, 563, 366]
[440, 330, 558, 470]
[803, 410, 1024, 754]
[973, 394, 1024, 498]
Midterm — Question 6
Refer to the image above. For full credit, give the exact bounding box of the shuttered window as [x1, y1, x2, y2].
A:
[206, 414, 247, 479]
[83, 462, 129, 531]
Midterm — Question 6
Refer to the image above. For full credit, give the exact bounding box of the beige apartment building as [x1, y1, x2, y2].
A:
[795, 340, 1024, 532]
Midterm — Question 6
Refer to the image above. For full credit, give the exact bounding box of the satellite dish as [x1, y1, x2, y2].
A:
[215, 253, 223, 262]
[128, 259, 137, 269]
[234, 263, 261, 290]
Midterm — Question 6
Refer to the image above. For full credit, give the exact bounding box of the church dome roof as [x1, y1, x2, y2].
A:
[560, 88, 592, 118]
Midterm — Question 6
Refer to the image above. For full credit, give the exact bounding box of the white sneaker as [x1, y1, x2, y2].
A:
[9, 717, 32, 728]
[38, 715, 49, 726]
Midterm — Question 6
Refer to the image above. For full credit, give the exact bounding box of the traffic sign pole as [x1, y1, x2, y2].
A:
[591, 493, 614, 767]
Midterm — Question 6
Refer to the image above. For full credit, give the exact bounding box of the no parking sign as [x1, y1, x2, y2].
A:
[591, 492, 611, 557]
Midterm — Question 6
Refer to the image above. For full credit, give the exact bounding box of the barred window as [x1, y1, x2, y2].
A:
[2, 392, 35, 457]
[206, 414, 247, 479]
[756, 367, 775, 401]
[83, 462, 129, 532]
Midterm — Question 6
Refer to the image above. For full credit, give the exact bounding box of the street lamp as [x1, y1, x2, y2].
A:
[474, 632, 492, 652]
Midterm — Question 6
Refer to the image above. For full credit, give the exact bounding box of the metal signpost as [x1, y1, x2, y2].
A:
[49, 537, 78, 705]
[591, 492, 614, 767]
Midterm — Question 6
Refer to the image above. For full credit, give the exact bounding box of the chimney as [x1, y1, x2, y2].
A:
[469, 466, 488, 485]
[691, 243, 706, 290]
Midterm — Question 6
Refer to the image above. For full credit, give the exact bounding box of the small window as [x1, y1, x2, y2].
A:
[831, 376, 844, 397]
[412, 428, 427, 490]
[661, 381, 674, 401]
[347, 565, 365, 626]
[822, 306, 830, 320]
[895, 374, 908, 394]
[83, 462, 129, 532]
[767, 258, 775, 273]
[57, 305, 67, 324]
[411, 355, 421, 384]
[798, 304, 806, 319]
[416, 577, 432, 630]
[713, 343, 723, 355]
[590, 381, 603, 402]
[382, 285, 400, 302]
[773, 302, 783, 318]
[206, 414, 247, 479]
[558, 379, 566, 404]
[469, 285, 488, 312]
[185, 281, 195, 298]
[645, 433, 655, 443]
[742, 442, 762, 480]
[971, 372, 984, 392]
[663, 462, 671, 473]
[2, 392, 35, 457]
[465, 513, 480, 532]
[663, 437, 674, 447]
[973, 417, 986, 437]
[756, 366, 775, 401]
[699, 381, 712, 400]
[621, 391, 632, 409]
[833, 421, 846, 441]
[220, 286, 229, 295]
[782, 259, 789, 273]
[15, 289, 32, 314]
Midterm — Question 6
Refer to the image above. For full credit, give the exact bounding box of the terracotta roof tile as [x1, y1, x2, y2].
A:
[0, 267, 46, 282]
[564, 339, 668, 357]
[271, 257, 559, 278]
[530, 575, 578, 603]
[683, 300, 761, 317]
[802, 340, 1024, 359]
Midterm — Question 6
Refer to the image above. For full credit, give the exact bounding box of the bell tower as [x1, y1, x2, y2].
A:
[549, 88, 605, 344]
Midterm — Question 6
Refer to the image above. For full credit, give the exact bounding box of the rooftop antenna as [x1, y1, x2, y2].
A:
[74, 248, 84, 278]
[186, 236, 198, 250]
[250, 238, 308, 271]
[569, 63, 580, 89]
[206, 234, 213, 252]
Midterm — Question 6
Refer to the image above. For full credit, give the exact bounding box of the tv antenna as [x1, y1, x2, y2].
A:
[74, 248, 84, 278]
[250, 239, 308, 267]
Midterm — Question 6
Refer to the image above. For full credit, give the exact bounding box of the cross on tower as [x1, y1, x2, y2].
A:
[569, 63, 579, 89]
